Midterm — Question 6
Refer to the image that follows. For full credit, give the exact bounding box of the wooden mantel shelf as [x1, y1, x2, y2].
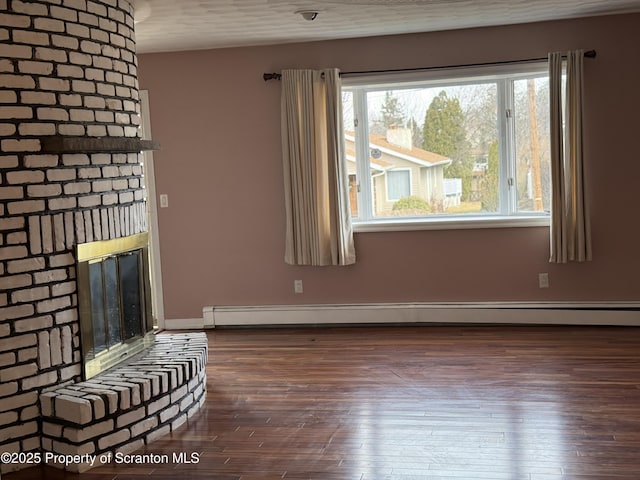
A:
[40, 136, 160, 154]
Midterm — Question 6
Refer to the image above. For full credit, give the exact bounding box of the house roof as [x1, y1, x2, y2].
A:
[368, 132, 451, 166]
[344, 132, 451, 170]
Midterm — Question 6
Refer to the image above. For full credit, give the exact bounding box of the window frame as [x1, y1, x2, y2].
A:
[342, 62, 552, 232]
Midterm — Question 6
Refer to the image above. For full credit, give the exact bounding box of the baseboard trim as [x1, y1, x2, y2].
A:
[191, 302, 640, 328]
[164, 317, 205, 330]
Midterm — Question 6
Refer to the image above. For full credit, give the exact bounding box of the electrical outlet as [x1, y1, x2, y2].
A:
[294, 280, 303, 294]
[538, 273, 549, 288]
[159, 194, 169, 208]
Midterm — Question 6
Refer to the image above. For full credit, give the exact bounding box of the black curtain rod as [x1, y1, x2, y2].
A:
[263, 49, 596, 81]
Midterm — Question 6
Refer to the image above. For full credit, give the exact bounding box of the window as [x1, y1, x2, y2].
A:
[342, 63, 553, 231]
[386, 169, 411, 201]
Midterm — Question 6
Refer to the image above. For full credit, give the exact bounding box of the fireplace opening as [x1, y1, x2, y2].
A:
[77, 233, 154, 379]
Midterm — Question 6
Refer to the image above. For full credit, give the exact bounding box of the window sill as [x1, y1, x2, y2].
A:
[352, 215, 550, 233]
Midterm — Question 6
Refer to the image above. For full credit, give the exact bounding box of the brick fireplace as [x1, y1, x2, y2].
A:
[0, 0, 206, 474]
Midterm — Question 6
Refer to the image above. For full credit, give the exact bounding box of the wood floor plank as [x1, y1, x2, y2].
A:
[5, 325, 640, 479]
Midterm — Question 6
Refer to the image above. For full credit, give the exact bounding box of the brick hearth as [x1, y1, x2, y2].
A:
[39, 333, 207, 473]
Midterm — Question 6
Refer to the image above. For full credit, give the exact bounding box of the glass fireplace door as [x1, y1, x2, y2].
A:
[78, 233, 154, 379]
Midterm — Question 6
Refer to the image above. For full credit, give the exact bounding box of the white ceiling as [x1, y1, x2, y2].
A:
[131, 0, 640, 54]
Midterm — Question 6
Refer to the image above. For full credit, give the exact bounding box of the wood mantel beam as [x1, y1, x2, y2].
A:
[40, 136, 160, 154]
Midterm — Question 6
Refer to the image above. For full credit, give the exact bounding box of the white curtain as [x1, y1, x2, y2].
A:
[549, 50, 592, 263]
[281, 69, 356, 266]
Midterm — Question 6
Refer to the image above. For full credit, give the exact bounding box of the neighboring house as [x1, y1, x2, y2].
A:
[345, 127, 453, 216]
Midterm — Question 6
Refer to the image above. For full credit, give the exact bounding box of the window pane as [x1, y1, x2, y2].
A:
[89, 262, 106, 356]
[513, 77, 551, 213]
[119, 251, 143, 341]
[466, 84, 499, 214]
[387, 170, 410, 201]
[342, 90, 359, 218]
[363, 84, 498, 218]
[103, 257, 121, 348]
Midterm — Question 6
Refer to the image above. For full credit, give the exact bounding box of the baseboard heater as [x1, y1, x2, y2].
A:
[164, 302, 640, 330]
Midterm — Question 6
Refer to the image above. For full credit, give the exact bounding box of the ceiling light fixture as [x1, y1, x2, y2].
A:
[296, 10, 319, 21]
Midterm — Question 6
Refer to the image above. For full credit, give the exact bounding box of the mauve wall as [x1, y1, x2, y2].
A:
[138, 13, 640, 321]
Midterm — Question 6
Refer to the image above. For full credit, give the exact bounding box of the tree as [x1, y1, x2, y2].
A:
[423, 91, 473, 201]
[480, 140, 499, 211]
[407, 117, 422, 150]
[527, 79, 544, 212]
[380, 91, 405, 129]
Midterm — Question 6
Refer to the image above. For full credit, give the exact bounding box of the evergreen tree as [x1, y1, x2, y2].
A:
[407, 117, 422, 150]
[423, 91, 473, 201]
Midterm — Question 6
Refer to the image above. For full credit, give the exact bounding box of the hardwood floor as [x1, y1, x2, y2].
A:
[6, 325, 640, 479]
